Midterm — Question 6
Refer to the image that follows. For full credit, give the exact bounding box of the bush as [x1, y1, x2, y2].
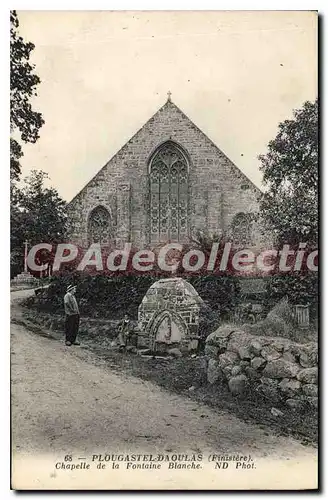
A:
[26, 273, 241, 321]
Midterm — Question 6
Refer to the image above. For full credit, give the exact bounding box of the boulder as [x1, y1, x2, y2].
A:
[299, 347, 318, 368]
[308, 344, 318, 365]
[286, 399, 305, 411]
[281, 351, 296, 363]
[207, 359, 222, 384]
[257, 337, 273, 347]
[289, 344, 304, 358]
[251, 357, 266, 370]
[168, 347, 183, 358]
[226, 330, 252, 354]
[238, 346, 252, 360]
[271, 339, 290, 352]
[278, 378, 301, 398]
[240, 360, 250, 369]
[299, 353, 311, 368]
[305, 396, 318, 409]
[263, 359, 300, 379]
[228, 375, 249, 396]
[204, 344, 219, 358]
[249, 340, 262, 356]
[261, 345, 281, 361]
[218, 351, 239, 369]
[231, 365, 242, 377]
[222, 365, 233, 378]
[297, 367, 318, 384]
[206, 325, 236, 349]
[244, 366, 261, 380]
[302, 384, 318, 397]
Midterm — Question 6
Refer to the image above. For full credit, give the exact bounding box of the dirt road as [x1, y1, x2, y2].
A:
[11, 289, 318, 490]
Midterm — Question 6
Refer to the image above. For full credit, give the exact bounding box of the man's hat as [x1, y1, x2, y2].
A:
[66, 284, 76, 292]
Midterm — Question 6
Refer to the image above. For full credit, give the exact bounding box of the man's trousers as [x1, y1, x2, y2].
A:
[65, 314, 80, 343]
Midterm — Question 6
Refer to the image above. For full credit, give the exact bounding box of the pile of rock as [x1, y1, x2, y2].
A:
[204, 325, 318, 411]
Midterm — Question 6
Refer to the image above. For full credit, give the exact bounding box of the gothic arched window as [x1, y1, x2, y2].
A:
[231, 212, 253, 246]
[88, 206, 112, 245]
[149, 142, 189, 243]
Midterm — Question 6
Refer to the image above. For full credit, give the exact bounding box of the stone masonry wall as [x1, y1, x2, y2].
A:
[67, 100, 264, 249]
[205, 325, 318, 412]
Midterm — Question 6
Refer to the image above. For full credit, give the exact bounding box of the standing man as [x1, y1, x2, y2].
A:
[64, 284, 80, 346]
[117, 314, 131, 351]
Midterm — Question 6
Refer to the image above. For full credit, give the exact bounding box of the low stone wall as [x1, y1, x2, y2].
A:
[205, 325, 318, 412]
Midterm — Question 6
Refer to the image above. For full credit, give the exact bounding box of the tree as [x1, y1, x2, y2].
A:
[259, 99, 318, 309]
[10, 10, 44, 182]
[11, 170, 67, 277]
[259, 99, 318, 246]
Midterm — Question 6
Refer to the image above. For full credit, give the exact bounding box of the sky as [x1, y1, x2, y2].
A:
[16, 10, 317, 202]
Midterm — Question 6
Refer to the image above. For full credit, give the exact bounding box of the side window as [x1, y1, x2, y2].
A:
[231, 212, 253, 246]
[88, 206, 112, 244]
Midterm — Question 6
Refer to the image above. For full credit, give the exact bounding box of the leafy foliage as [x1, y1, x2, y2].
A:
[10, 10, 44, 181]
[28, 273, 240, 321]
[259, 99, 318, 246]
[259, 99, 318, 308]
[11, 170, 67, 277]
[265, 274, 318, 311]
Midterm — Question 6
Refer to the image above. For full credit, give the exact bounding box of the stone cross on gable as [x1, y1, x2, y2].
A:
[167, 90, 172, 102]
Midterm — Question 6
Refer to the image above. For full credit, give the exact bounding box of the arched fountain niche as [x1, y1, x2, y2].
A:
[138, 277, 203, 353]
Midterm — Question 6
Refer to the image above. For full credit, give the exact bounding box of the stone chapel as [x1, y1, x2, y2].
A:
[67, 96, 266, 250]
